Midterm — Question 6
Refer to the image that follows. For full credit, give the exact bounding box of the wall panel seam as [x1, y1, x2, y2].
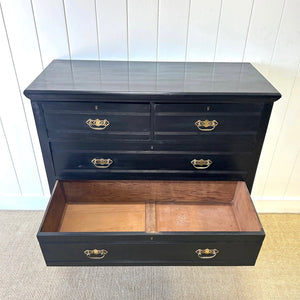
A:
[283, 148, 300, 200]
[126, 0, 129, 60]
[0, 118, 21, 194]
[252, 0, 286, 198]
[94, 0, 101, 60]
[0, 3, 44, 195]
[213, 0, 223, 62]
[268, 0, 286, 73]
[30, 0, 44, 69]
[242, 0, 255, 62]
[262, 59, 300, 198]
[184, 0, 192, 62]
[62, 0, 72, 59]
[156, 0, 160, 61]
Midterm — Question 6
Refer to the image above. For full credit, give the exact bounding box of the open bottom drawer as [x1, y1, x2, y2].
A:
[38, 180, 264, 266]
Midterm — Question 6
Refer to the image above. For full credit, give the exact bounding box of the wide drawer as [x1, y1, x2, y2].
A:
[38, 180, 265, 266]
[52, 151, 252, 172]
[39, 241, 262, 266]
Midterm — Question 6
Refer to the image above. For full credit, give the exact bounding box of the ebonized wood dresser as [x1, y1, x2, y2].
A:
[24, 60, 280, 266]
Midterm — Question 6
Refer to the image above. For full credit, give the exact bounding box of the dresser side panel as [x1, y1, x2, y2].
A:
[246, 103, 274, 191]
[31, 101, 56, 191]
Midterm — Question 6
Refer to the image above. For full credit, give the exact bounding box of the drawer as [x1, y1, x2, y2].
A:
[52, 151, 252, 173]
[38, 180, 264, 266]
[43, 102, 150, 140]
[155, 115, 261, 136]
[39, 241, 262, 266]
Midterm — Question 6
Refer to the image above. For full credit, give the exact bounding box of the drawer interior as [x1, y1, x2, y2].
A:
[41, 180, 261, 233]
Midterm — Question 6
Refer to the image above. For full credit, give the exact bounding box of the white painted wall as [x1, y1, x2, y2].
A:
[0, 0, 299, 211]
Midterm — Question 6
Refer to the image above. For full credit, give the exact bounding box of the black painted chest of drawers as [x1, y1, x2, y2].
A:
[24, 60, 280, 266]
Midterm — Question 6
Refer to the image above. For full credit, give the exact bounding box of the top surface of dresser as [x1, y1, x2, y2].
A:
[24, 60, 280, 101]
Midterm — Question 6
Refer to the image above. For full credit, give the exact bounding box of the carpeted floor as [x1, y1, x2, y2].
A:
[0, 212, 299, 300]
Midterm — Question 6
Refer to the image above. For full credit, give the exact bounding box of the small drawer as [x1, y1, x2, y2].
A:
[42, 102, 150, 140]
[44, 113, 150, 140]
[38, 180, 264, 266]
[155, 115, 261, 136]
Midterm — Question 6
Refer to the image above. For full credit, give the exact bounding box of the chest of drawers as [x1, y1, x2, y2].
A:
[24, 60, 280, 266]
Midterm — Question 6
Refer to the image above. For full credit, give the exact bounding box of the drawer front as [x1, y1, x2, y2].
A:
[39, 240, 262, 266]
[52, 151, 251, 172]
[44, 113, 150, 139]
[155, 115, 260, 135]
[37, 179, 264, 266]
[43, 102, 150, 140]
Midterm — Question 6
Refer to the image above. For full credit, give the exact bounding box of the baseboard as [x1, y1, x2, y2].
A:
[253, 199, 300, 213]
[0, 194, 300, 212]
[0, 194, 49, 210]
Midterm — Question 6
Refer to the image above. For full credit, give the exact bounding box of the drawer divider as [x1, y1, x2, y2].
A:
[145, 201, 156, 233]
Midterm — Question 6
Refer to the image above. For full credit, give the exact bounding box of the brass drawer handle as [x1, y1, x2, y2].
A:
[191, 159, 212, 169]
[195, 248, 219, 259]
[86, 118, 110, 130]
[195, 119, 218, 131]
[84, 249, 108, 260]
[91, 158, 113, 168]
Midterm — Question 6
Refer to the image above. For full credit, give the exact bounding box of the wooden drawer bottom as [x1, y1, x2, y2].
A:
[38, 180, 264, 266]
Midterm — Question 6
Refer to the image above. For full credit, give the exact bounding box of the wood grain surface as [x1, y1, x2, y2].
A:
[61, 180, 238, 203]
[59, 203, 146, 232]
[45, 180, 261, 233]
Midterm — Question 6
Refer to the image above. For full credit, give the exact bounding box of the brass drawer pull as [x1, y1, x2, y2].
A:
[195, 248, 219, 259]
[195, 119, 218, 131]
[84, 249, 108, 260]
[191, 159, 212, 169]
[86, 118, 110, 130]
[91, 158, 113, 168]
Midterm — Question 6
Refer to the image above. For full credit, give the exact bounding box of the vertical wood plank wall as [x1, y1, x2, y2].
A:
[0, 0, 299, 211]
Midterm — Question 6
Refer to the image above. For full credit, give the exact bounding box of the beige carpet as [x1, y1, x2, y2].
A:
[0, 212, 299, 300]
